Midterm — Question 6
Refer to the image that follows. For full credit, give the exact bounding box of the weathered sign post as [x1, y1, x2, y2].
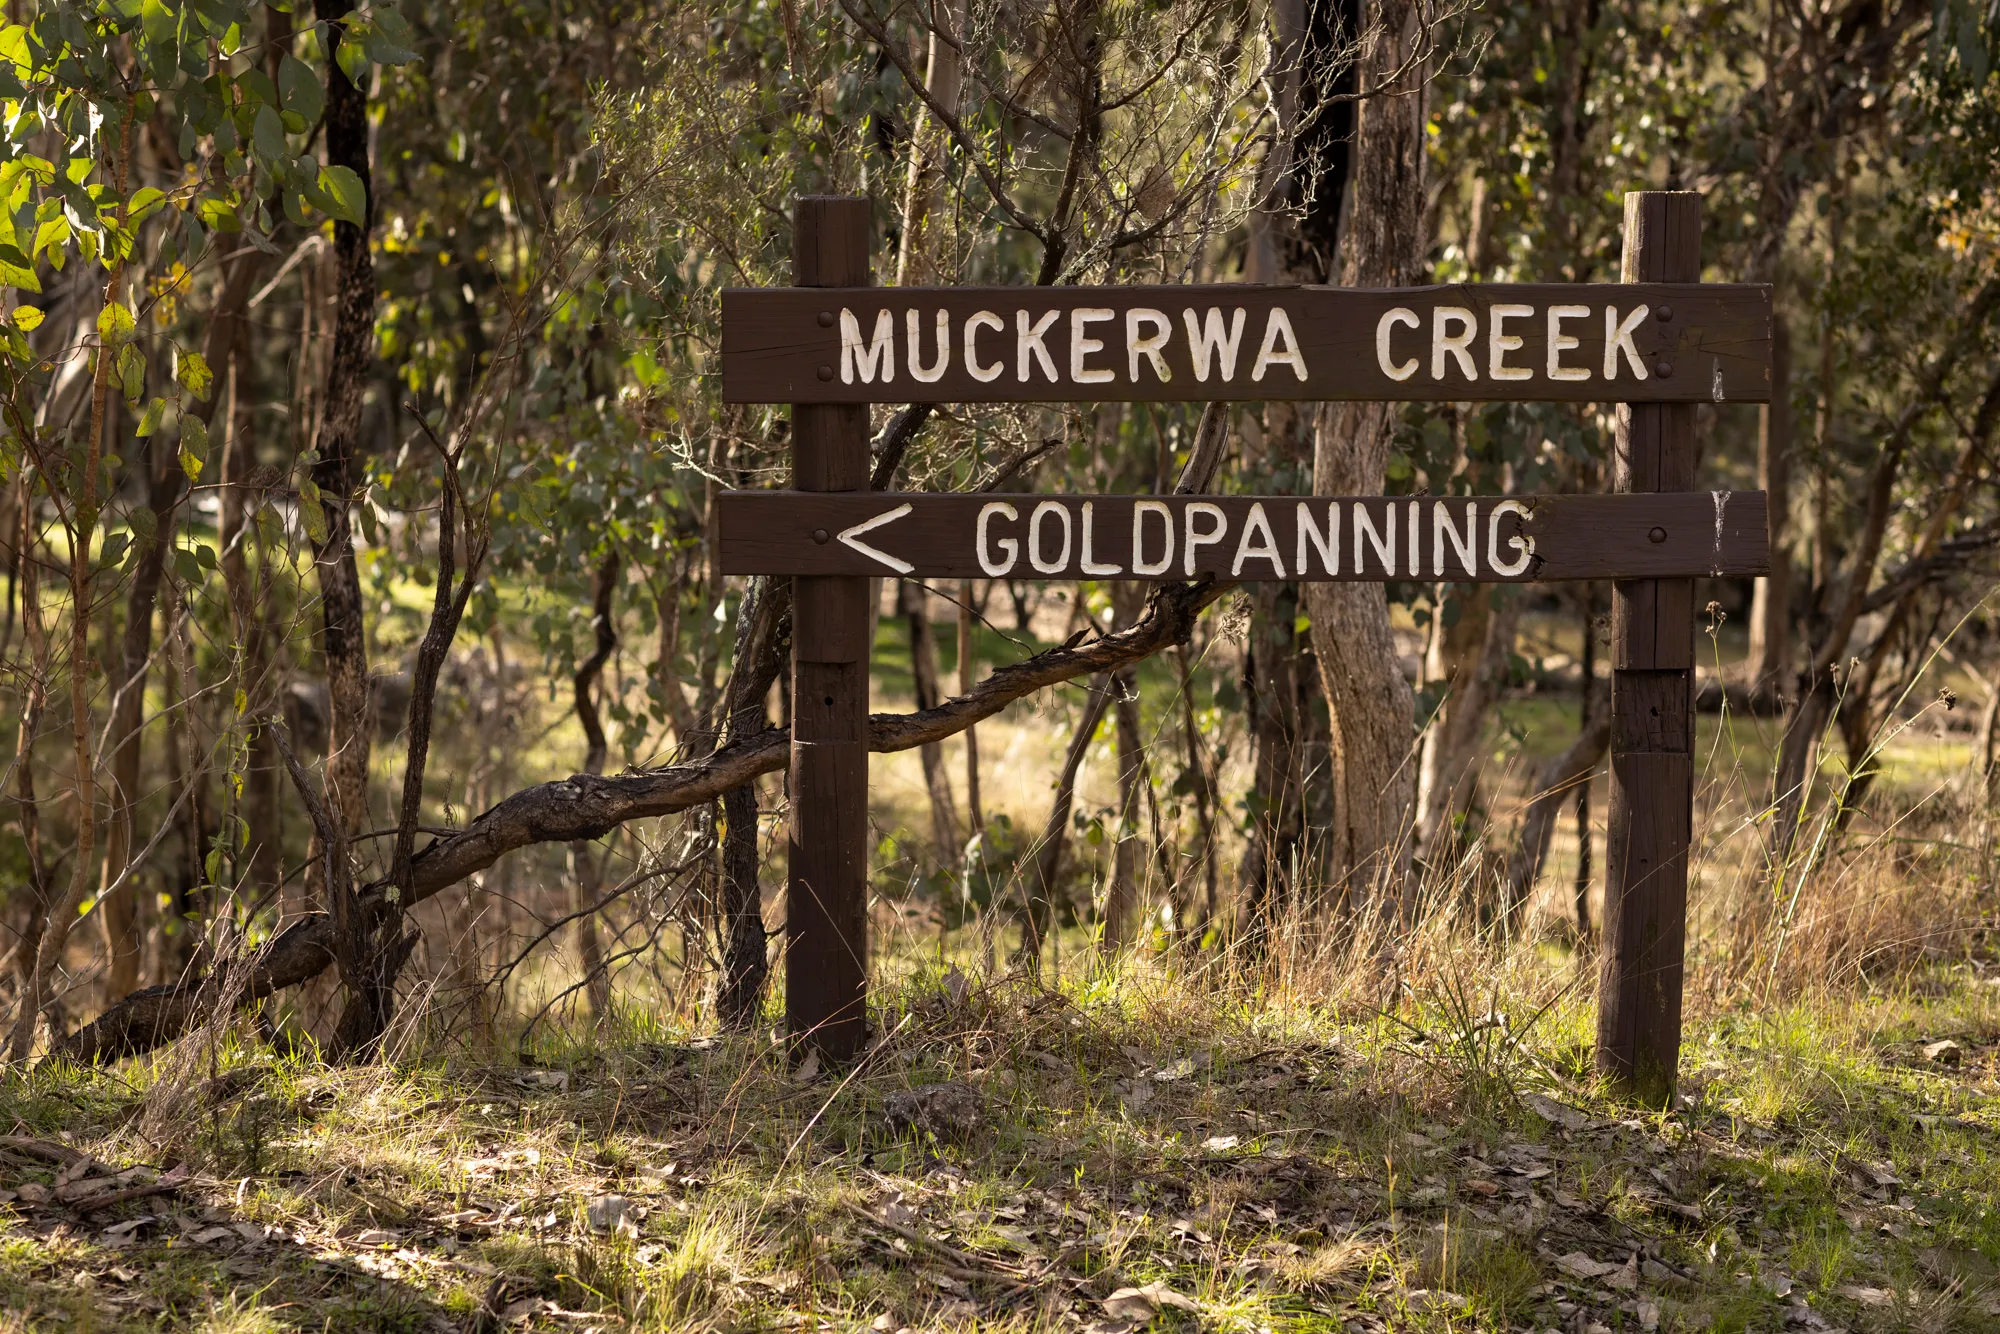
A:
[721, 192, 1769, 1105]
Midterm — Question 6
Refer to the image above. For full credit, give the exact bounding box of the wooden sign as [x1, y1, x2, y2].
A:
[720, 283, 1772, 405]
[719, 491, 1770, 582]
[758, 190, 1732, 1106]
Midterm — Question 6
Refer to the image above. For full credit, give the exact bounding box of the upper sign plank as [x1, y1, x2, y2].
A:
[721, 283, 1772, 405]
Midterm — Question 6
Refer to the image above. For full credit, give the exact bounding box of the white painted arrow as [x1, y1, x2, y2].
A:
[836, 503, 914, 574]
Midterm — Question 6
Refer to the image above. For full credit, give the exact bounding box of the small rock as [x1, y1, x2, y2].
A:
[587, 1194, 637, 1237]
[1921, 1039, 1963, 1066]
[1201, 1135, 1240, 1153]
[883, 1081, 984, 1144]
[1837, 1283, 1894, 1307]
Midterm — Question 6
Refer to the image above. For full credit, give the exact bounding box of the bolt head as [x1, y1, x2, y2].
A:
[818, 311, 836, 327]
[812, 528, 830, 544]
[1654, 359, 1673, 377]
[817, 364, 834, 381]
[1648, 526, 1668, 544]
[1655, 304, 1673, 322]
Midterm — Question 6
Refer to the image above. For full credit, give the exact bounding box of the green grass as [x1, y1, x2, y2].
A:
[0, 955, 1995, 1332]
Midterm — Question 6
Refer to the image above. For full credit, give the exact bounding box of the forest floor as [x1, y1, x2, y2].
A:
[1, 949, 1997, 1334]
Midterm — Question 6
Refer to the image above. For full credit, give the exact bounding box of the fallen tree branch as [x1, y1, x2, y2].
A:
[57, 568, 1227, 1064]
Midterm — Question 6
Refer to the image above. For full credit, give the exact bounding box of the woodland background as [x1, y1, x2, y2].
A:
[0, 0, 1996, 1067]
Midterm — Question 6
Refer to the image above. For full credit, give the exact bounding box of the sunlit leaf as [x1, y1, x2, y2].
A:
[97, 301, 134, 343]
[179, 413, 208, 481]
[10, 304, 41, 331]
[299, 474, 329, 544]
[175, 348, 212, 399]
[315, 164, 365, 226]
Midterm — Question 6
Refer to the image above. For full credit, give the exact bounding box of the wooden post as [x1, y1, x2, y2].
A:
[787, 197, 873, 1061]
[1598, 191, 1700, 1106]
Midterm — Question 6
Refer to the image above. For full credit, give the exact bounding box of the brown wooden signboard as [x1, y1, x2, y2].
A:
[735, 190, 1755, 1110]
[718, 491, 1769, 582]
[721, 283, 1772, 405]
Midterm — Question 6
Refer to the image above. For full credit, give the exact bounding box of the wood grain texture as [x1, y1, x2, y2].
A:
[1599, 190, 1701, 1108]
[1598, 750, 1692, 1102]
[722, 282, 1771, 404]
[786, 196, 872, 1063]
[718, 491, 1769, 581]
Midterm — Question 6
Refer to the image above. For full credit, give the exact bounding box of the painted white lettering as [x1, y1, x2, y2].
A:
[1127, 308, 1173, 383]
[1183, 307, 1247, 382]
[1488, 303, 1533, 381]
[1184, 502, 1227, 576]
[1132, 501, 1174, 576]
[1432, 306, 1478, 381]
[1071, 308, 1115, 384]
[965, 311, 1004, 383]
[1407, 500, 1421, 575]
[1604, 305, 1650, 380]
[840, 308, 895, 384]
[1029, 500, 1072, 573]
[907, 309, 949, 384]
[976, 502, 1019, 576]
[1251, 308, 1308, 382]
[1017, 309, 1059, 383]
[1546, 305, 1590, 381]
[1296, 502, 1339, 575]
[1080, 501, 1122, 574]
[1488, 499, 1535, 577]
[1231, 503, 1286, 576]
[1354, 502, 1395, 574]
[1433, 501, 1477, 576]
[1377, 307, 1419, 381]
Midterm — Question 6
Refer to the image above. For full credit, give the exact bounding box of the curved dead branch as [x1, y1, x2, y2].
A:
[56, 570, 1227, 1064]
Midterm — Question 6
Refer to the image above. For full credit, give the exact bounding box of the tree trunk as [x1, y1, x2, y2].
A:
[1019, 676, 1115, 969]
[716, 575, 788, 1028]
[10, 111, 133, 1059]
[309, 0, 376, 848]
[900, 580, 961, 861]
[1573, 584, 1598, 937]
[1414, 586, 1517, 859]
[1504, 711, 1610, 929]
[1101, 671, 1143, 955]
[1304, 0, 1428, 909]
[9, 497, 53, 999]
[895, 0, 967, 285]
[1174, 647, 1218, 939]
[1746, 314, 1792, 692]
[959, 579, 982, 833]
[1236, 582, 1302, 940]
[568, 551, 620, 1021]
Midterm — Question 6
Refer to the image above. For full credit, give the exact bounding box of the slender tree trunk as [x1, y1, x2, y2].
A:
[900, 580, 961, 860]
[1019, 676, 1115, 969]
[716, 575, 788, 1027]
[568, 552, 619, 1021]
[1174, 647, 1217, 939]
[213, 249, 280, 910]
[98, 428, 177, 1001]
[1237, 583, 1301, 939]
[895, 0, 967, 286]
[10, 499, 52, 999]
[11, 108, 135, 1059]
[1304, 0, 1427, 911]
[1101, 671, 1143, 955]
[1504, 712, 1610, 929]
[1746, 315, 1792, 691]
[959, 579, 982, 832]
[1415, 586, 1517, 858]
[1573, 584, 1598, 938]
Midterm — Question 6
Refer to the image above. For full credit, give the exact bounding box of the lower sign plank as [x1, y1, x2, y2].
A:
[718, 491, 1769, 582]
